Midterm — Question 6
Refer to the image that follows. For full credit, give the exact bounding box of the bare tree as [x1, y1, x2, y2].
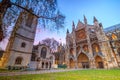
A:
[0, 0, 65, 41]
[41, 38, 59, 52]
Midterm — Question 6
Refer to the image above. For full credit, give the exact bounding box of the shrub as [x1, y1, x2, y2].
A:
[58, 64, 67, 69]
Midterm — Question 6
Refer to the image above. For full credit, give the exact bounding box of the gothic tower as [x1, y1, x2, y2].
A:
[0, 10, 38, 68]
[93, 17, 118, 68]
[71, 21, 77, 68]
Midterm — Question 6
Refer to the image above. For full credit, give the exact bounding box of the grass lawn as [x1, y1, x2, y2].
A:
[0, 69, 120, 80]
[0, 68, 21, 72]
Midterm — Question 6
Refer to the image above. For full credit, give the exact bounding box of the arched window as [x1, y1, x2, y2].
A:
[21, 42, 26, 48]
[42, 62, 44, 68]
[83, 45, 89, 53]
[41, 47, 47, 59]
[92, 43, 100, 53]
[112, 33, 117, 40]
[26, 13, 33, 27]
[46, 62, 48, 68]
[15, 57, 23, 64]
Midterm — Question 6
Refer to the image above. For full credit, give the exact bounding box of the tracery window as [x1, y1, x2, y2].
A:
[41, 47, 47, 59]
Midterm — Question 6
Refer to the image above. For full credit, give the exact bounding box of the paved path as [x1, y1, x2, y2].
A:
[0, 69, 82, 76]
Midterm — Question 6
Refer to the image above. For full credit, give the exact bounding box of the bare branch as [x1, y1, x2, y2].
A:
[11, 2, 59, 20]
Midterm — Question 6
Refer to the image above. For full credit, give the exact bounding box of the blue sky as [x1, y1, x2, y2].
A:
[58, 0, 120, 29]
[35, 0, 120, 44]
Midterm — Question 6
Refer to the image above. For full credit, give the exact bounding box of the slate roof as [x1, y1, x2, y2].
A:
[104, 24, 120, 33]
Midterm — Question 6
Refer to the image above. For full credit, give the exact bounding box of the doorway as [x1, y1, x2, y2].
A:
[82, 62, 89, 68]
[95, 56, 104, 68]
[98, 62, 104, 68]
[77, 53, 89, 68]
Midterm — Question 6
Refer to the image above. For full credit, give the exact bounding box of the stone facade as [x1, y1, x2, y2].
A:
[0, 10, 55, 70]
[0, 10, 38, 69]
[0, 9, 120, 70]
[65, 16, 119, 69]
[104, 24, 120, 67]
[30, 44, 55, 70]
[53, 43, 66, 65]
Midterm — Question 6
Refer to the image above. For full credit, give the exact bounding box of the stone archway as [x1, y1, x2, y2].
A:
[69, 58, 75, 68]
[49, 62, 51, 69]
[95, 56, 104, 68]
[15, 57, 23, 65]
[77, 53, 89, 68]
[46, 62, 48, 68]
[41, 47, 47, 59]
[42, 62, 44, 68]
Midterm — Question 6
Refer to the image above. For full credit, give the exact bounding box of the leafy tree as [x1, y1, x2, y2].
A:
[0, 0, 65, 41]
[41, 38, 59, 52]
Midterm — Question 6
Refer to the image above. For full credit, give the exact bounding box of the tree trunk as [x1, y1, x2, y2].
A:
[0, 0, 11, 41]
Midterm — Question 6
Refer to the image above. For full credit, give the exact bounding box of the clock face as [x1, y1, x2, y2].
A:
[76, 29, 86, 41]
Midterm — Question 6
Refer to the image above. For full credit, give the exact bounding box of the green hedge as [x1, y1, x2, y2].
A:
[58, 64, 67, 69]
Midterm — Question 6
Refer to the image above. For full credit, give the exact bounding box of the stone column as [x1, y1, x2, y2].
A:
[103, 58, 109, 69]
[44, 62, 46, 69]
[74, 58, 78, 69]
[67, 60, 70, 68]
[66, 48, 70, 68]
[50, 61, 52, 69]
[36, 62, 38, 70]
[89, 58, 96, 69]
[72, 29, 77, 69]
[86, 27, 93, 58]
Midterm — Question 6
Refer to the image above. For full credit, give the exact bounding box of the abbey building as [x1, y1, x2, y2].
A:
[0, 9, 120, 69]
[65, 16, 120, 69]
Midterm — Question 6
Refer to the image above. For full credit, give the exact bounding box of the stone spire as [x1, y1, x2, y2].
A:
[72, 21, 75, 31]
[78, 19, 81, 23]
[93, 16, 98, 23]
[67, 29, 69, 34]
[84, 15, 87, 24]
[99, 23, 103, 27]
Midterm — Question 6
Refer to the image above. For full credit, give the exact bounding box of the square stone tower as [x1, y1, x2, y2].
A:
[0, 10, 38, 69]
